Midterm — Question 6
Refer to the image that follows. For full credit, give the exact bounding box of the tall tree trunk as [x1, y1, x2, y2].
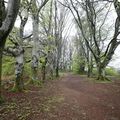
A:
[12, 47, 24, 91]
[31, 55, 38, 82]
[41, 57, 47, 82]
[50, 64, 54, 79]
[0, 0, 20, 102]
[87, 57, 93, 77]
[12, 8, 28, 91]
[79, 64, 85, 74]
[56, 47, 60, 77]
[87, 64, 93, 77]
[54, 1, 60, 77]
[31, 14, 39, 82]
[96, 63, 106, 81]
[56, 63, 59, 77]
[55, 37, 61, 77]
[42, 64, 46, 82]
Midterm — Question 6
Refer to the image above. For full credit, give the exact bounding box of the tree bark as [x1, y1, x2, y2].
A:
[12, 7, 28, 91]
[0, 0, 20, 102]
[12, 47, 24, 91]
[87, 54, 93, 77]
[31, 16, 39, 81]
[31, 0, 39, 82]
[96, 62, 106, 81]
[42, 64, 46, 82]
[56, 62, 59, 77]
[41, 57, 47, 82]
[87, 64, 93, 77]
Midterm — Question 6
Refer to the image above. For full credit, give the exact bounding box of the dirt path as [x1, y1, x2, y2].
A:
[56, 73, 120, 120]
[0, 73, 120, 120]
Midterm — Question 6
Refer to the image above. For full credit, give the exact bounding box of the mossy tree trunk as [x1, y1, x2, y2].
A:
[56, 61, 59, 77]
[0, 0, 20, 102]
[31, 67, 38, 82]
[13, 73, 23, 92]
[87, 60, 93, 77]
[12, 49, 24, 92]
[79, 62, 85, 74]
[31, 0, 39, 83]
[96, 62, 107, 81]
[41, 57, 47, 82]
[5, 46, 25, 91]
[30, 0, 49, 83]
[87, 64, 92, 77]
[12, 7, 29, 91]
[87, 51, 93, 77]
[42, 65, 46, 82]
[50, 64, 54, 79]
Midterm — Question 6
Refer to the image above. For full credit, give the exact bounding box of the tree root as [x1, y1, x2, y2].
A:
[96, 75, 111, 81]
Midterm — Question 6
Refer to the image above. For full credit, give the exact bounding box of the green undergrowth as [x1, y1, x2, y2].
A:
[93, 67, 119, 77]
[2, 56, 15, 76]
[60, 71, 74, 76]
[72, 72, 86, 76]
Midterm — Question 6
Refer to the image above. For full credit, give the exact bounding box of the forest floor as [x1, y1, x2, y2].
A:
[0, 73, 120, 120]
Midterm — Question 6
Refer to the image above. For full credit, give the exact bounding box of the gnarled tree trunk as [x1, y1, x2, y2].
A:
[12, 8, 28, 91]
[0, 0, 20, 103]
[96, 62, 106, 81]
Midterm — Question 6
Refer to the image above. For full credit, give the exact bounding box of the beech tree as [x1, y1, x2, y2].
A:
[62, 0, 120, 80]
[54, 0, 70, 77]
[30, 0, 49, 82]
[0, 0, 20, 102]
[39, 0, 54, 81]
[3, 0, 32, 91]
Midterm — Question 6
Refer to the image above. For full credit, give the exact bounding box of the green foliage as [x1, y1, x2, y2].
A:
[11, 85, 23, 92]
[105, 67, 119, 76]
[92, 67, 119, 76]
[92, 68, 97, 75]
[2, 56, 15, 76]
[24, 62, 31, 77]
[2, 56, 31, 79]
[5, 39, 14, 46]
[72, 54, 85, 74]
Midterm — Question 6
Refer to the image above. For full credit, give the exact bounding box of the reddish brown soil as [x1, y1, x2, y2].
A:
[0, 73, 120, 120]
